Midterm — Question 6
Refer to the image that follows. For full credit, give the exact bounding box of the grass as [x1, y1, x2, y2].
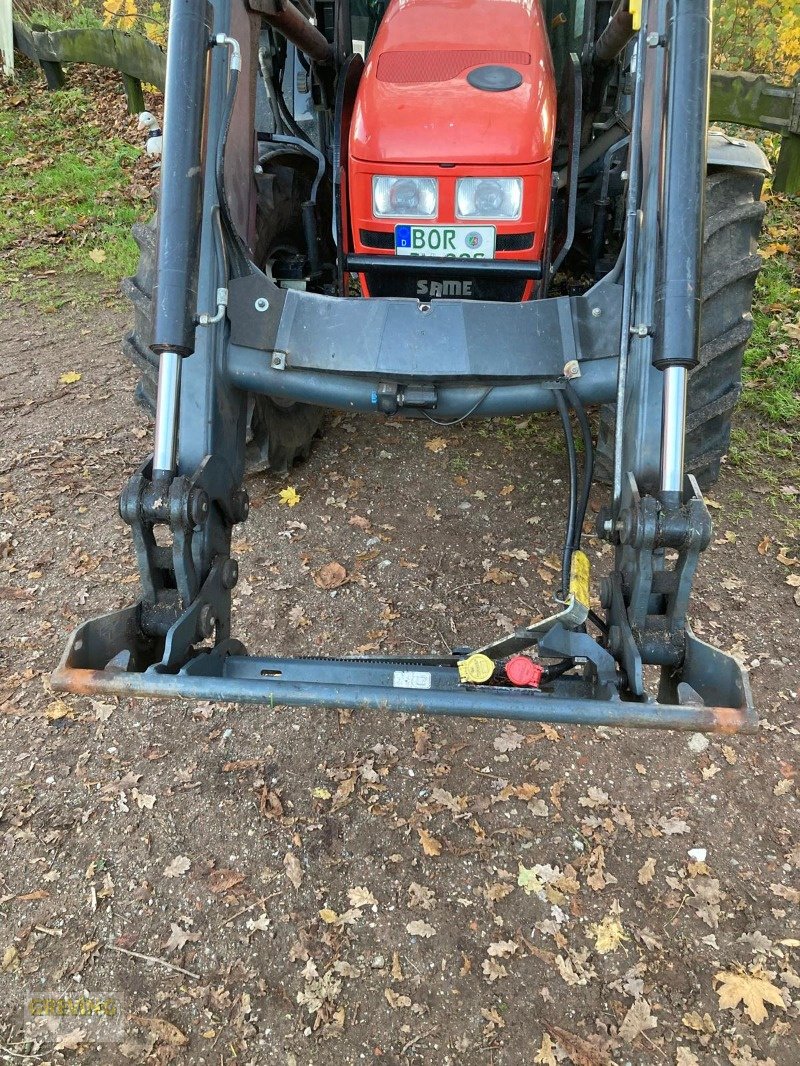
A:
[0, 74, 146, 301]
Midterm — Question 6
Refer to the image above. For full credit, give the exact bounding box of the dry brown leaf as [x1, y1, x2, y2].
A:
[482, 957, 508, 982]
[208, 868, 245, 894]
[54, 1029, 87, 1051]
[407, 881, 436, 909]
[714, 967, 785, 1024]
[132, 1016, 189, 1047]
[348, 886, 378, 908]
[313, 561, 348, 589]
[487, 939, 518, 958]
[283, 851, 303, 889]
[406, 919, 436, 938]
[618, 997, 657, 1043]
[163, 856, 191, 879]
[384, 987, 412, 1008]
[163, 922, 200, 954]
[588, 914, 629, 954]
[424, 436, 448, 452]
[533, 1033, 558, 1065]
[417, 827, 442, 856]
[638, 857, 656, 885]
[546, 1025, 614, 1065]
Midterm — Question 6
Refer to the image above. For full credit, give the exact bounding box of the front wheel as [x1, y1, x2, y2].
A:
[121, 164, 326, 476]
[596, 167, 766, 488]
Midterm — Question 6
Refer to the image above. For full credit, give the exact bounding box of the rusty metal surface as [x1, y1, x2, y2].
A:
[52, 612, 757, 735]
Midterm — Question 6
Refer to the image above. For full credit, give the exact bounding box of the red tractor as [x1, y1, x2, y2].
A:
[57, 0, 768, 733]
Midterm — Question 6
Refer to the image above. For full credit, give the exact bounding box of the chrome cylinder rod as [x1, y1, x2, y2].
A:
[152, 351, 182, 476]
[660, 364, 687, 496]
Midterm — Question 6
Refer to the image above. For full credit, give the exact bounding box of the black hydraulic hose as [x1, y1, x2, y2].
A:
[564, 380, 594, 552]
[215, 63, 251, 278]
[554, 389, 578, 597]
[542, 658, 576, 682]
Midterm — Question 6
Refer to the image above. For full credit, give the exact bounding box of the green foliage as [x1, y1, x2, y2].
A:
[0, 80, 145, 294]
[713, 0, 800, 80]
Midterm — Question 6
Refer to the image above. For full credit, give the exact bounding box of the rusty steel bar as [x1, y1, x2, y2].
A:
[51, 662, 757, 733]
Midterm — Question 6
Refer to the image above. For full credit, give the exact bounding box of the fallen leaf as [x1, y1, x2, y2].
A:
[284, 851, 303, 889]
[658, 815, 691, 835]
[88, 248, 107, 264]
[132, 788, 156, 810]
[676, 1048, 701, 1065]
[482, 958, 508, 982]
[406, 919, 436, 938]
[208, 868, 244, 894]
[761, 241, 790, 258]
[279, 486, 301, 507]
[417, 827, 442, 856]
[59, 371, 81, 385]
[487, 940, 518, 958]
[407, 882, 436, 909]
[163, 856, 191, 879]
[313, 561, 348, 589]
[288, 604, 309, 629]
[132, 1015, 189, 1046]
[547, 1025, 614, 1065]
[163, 923, 200, 954]
[424, 437, 447, 453]
[319, 908, 339, 924]
[54, 1029, 87, 1052]
[385, 988, 412, 1008]
[714, 967, 784, 1025]
[588, 914, 629, 954]
[618, 997, 657, 1043]
[533, 1033, 558, 1065]
[637, 857, 656, 885]
[2, 946, 19, 972]
[348, 886, 378, 908]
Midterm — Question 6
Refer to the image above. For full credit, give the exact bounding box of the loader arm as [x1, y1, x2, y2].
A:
[54, 0, 757, 734]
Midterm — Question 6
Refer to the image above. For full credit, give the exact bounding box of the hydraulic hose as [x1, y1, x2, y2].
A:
[564, 380, 594, 552]
[554, 389, 578, 597]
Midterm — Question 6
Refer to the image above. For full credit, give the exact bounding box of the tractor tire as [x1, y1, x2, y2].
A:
[121, 168, 325, 476]
[595, 168, 765, 489]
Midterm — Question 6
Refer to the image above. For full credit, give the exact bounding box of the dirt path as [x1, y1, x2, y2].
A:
[0, 292, 798, 1065]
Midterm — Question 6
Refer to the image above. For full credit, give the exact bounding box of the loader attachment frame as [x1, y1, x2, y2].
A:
[54, 0, 758, 733]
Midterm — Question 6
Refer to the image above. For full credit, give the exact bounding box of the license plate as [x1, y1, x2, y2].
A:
[394, 225, 496, 259]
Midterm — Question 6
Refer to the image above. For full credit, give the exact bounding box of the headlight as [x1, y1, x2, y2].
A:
[373, 176, 438, 218]
[456, 178, 523, 220]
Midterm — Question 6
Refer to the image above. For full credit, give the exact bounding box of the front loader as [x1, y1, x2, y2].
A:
[54, 0, 769, 732]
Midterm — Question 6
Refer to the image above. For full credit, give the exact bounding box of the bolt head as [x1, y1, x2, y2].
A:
[563, 360, 581, 380]
[646, 31, 660, 45]
[198, 604, 217, 639]
[254, 297, 270, 313]
[233, 488, 250, 524]
[591, 306, 602, 317]
[221, 559, 239, 590]
[189, 488, 210, 526]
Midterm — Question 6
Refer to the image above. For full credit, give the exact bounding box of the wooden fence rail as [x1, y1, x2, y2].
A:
[12, 22, 165, 114]
[11, 21, 799, 193]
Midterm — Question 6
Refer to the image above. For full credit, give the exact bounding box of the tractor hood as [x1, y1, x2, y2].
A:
[349, 0, 557, 167]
